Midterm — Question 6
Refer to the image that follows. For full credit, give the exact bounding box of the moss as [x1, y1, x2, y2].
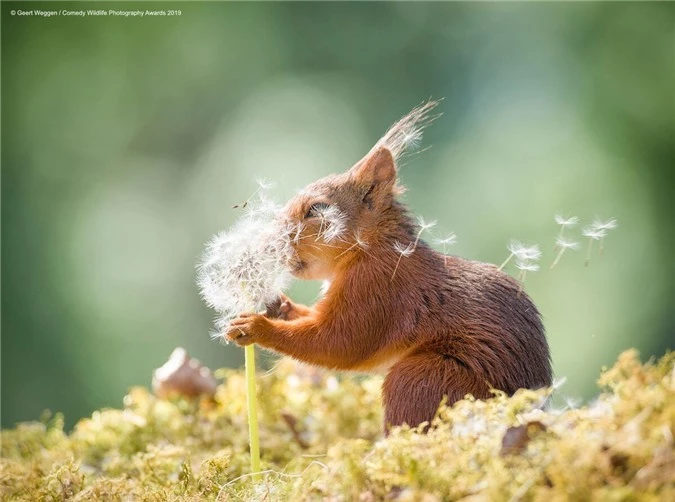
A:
[2, 351, 674, 501]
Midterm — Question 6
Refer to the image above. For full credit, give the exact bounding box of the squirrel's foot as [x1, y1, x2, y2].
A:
[225, 313, 270, 346]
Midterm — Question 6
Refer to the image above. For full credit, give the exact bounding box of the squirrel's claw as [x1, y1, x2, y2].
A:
[225, 313, 268, 346]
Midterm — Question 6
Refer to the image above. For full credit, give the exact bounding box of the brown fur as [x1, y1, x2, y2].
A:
[227, 141, 552, 433]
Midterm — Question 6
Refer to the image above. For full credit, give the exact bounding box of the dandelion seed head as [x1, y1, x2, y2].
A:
[555, 237, 580, 250]
[592, 218, 618, 231]
[393, 240, 415, 257]
[582, 226, 607, 240]
[554, 214, 579, 227]
[197, 192, 294, 330]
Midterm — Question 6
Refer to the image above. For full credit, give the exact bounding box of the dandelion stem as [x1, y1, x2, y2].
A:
[598, 237, 604, 256]
[245, 345, 261, 480]
[498, 253, 514, 271]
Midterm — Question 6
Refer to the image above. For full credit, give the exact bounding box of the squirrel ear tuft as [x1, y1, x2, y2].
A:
[349, 147, 396, 186]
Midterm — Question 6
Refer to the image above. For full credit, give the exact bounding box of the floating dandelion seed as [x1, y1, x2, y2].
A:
[417, 216, 437, 234]
[435, 234, 458, 247]
[336, 230, 370, 259]
[314, 205, 347, 243]
[435, 233, 458, 266]
[592, 218, 618, 231]
[550, 237, 580, 269]
[393, 240, 415, 257]
[354, 229, 369, 250]
[517, 259, 540, 273]
[391, 241, 415, 281]
[591, 218, 618, 256]
[554, 214, 579, 246]
[402, 130, 422, 151]
[554, 214, 580, 228]
[499, 240, 541, 271]
[582, 225, 608, 266]
[233, 178, 275, 209]
[516, 258, 540, 291]
[391, 217, 436, 281]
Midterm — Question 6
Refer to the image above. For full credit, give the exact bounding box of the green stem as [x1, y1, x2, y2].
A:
[245, 344, 261, 479]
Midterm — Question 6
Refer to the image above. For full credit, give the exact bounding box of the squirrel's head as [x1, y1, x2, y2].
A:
[281, 100, 440, 280]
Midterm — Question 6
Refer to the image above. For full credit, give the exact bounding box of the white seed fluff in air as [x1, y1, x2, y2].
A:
[435, 233, 458, 247]
[196, 192, 294, 335]
[554, 214, 580, 228]
[555, 237, 580, 250]
[591, 218, 618, 231]
[582, 226, 607, 240]
[516, 260, 540, 273]
[508, 240, 542, 262]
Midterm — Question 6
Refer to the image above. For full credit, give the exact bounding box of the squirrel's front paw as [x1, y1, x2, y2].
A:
[266, 294, 303, 321]
[225, 313, 269, 346]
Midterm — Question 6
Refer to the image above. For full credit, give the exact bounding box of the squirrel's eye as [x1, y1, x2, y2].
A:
[305, 202, 330, 219]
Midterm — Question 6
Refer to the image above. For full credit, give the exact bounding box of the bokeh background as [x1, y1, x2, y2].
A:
[2, 1, 673, 429]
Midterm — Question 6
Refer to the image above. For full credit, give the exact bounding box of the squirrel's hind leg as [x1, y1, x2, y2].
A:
[382, 348, 490, 434]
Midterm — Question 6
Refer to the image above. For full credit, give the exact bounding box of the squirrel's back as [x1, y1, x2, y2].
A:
[342, 225, 552, 394]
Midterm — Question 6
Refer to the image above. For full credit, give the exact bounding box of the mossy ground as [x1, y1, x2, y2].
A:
[2, 350, 674, 501]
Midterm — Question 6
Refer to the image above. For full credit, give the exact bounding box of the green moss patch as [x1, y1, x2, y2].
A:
[2, 350, 673, 501]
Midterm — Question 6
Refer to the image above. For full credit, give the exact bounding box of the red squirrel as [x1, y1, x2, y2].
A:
[225, 102, 552, 431]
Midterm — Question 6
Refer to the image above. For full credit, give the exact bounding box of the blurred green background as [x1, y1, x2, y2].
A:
[2, 1, 673, 429]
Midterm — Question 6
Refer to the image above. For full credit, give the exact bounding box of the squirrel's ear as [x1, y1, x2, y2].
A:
[349, 147, 396, 187]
